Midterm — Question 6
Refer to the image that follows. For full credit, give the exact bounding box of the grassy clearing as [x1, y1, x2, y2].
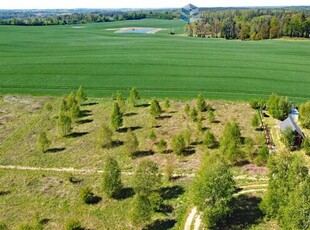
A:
[1, 19, 310, 100]
[0, 95, 272, 229]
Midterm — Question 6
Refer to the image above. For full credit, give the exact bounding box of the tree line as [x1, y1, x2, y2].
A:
[185, 8, 310, 40]
[0, 10, 178, 26]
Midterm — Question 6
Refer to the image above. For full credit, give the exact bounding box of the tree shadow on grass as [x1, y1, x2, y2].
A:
[111, 140, 124, 148]
[0, 191, 11, 196]
[114, 187, 135, 200]
[81, 102, 98, 106]
[80, 110, 92, 117]
[69, 176, 83, 184]
[77, 119, 93, 124]
[124, 112, 138, 117]
[118, 126, 142, 133]
[131, 150, 154, 159]
[86, 195, 102, 205]
[46, 147, 65, 153]
[182, 146, 196, 156]
[136, 103, 150, 108]
[143, 219, 176, 230]
[157, 115, 172, 120]
[159, 185, 185, 200]
[218, 195, 264, 229]
[66, 132, 89, 138]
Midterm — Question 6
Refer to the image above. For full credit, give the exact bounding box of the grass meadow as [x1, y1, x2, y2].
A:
[1, 19, 310, 101]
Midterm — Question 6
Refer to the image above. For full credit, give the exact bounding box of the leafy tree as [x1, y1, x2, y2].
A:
[197, 93, 207, 112]
[255, 146, 269, 166]
[149, 99, 162, 119]
[251, 113, 260, 129]
[191, 154, 235, 228]
[208, 110, 215, 123]
[267, 93, 290, 120]
[203, 130, 217, 149]
[57, 114, 72, 137]
[171, 134, 186, 155]
[102, 156, 123, 198]
[76, 85, 87, 103]
[260, 153, 309, 228]
[125, 129, 139, 157]
[64, 218, 82, 230]
[98, 123, 113, 148]
[129, 193, 152, 227]
[110, 102, 123, 131]
[36, 131, 51, 152]
[132, 159, 162, 194]
[281, 127, 295, 149]
[302, 137, 310, 156]
[299, 101, 310, 128]
[79, 186, 95, 204]
[129, 87, 140, 107]
[220, 122, 243, 163]
[157, 138, 167, 153]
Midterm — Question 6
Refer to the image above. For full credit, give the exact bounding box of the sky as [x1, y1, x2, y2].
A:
[0, 0, 309, 9]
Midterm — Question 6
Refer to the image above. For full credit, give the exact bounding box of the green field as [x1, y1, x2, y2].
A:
[1, 19, 310, 100]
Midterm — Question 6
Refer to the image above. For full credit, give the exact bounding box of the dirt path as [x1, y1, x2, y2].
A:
[236, 188, 267, 195]
[194, 213, 202, 230]
[184, 207, 197, 230]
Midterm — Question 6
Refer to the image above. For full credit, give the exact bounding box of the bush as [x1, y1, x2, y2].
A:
[267, 93, 290, 120]
[149, 191, 164, 211]
[302, 138, 310, 156]
[79, 186, 95, 204]
[299, 101, 310, 128]
[184, 103, 190, 115]
[64, 219, 82, 230]
[57, 114, 72, 137]
[281, 127, 295, 149]
[249, 98, 265, 109]
[98, 123, 113, 148]
[129, 193, 152, 227]
[255, 146, 269, 166]
[164, 99, 170, 109]
[149, 99, 162, 118]
[203, 130, 217, 149]
[157, 138, 167, 153]
[36, 131, 51, 153]
[208, 111, 215, 123]
[189, 107, 198, 122]
[149, 130, 157, 142]
[125, 130, 139, 156]
[171, 134, 186, 155]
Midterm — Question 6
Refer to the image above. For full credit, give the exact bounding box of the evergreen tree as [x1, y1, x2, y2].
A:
[129, 193, 152, 227]
[208, 110, 215, 123]
[102, 156, 123, 198]
[184, 103, 190, 115]
[157, 138, 167, 153]
[197, 93, 207, 112]
[98, 123, 113, 148]
[76, 85, 87, 103]
[203, 130, 217, 149]
[251, 113, 260, 129]
[190, 107, 198, 122]
[129, 87, 140, 107]
[164, 99, 170, 109]
[125, 129, 139, 156]
[79, 186, 95, 204]
[110, 102, 123, 131]
[36, 131, 51, 152]
[149, 99, 162, 119]
[57, 114, 72, 137]
[132, 159, 162, 194]
[171, 134, 186, 155]
[191, 154, 235, 228]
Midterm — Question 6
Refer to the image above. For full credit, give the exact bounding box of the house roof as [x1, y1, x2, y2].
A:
[182, 4, 198, 11]
[280, 116, 305, 138]
[289, 109, 299, 115]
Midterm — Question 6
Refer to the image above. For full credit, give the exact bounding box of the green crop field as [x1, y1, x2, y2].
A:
[1, 19, 310, 100]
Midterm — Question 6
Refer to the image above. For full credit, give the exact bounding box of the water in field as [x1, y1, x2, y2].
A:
[116, 27, 160, 33]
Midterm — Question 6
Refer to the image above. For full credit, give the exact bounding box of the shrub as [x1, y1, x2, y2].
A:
[299, 101, 310, 128]
[79, 186, 95, 204]
[208, 111, 215, 123]
[98, 123, 113, 148]
[255, 146, 269, 166]
[129, 87, 140, 107]
[171, 134, 186, 155]
[183, 128, 192, 146]
[302, 137, 310, 156]
[76, 85, 87, 102]
[57, 114, 72, 137]
[36, 131, 51, 153]
[129, 193, 152, 227]
[125, 130, 139, 156]
[157, 138, 167, 153]
[281, 127, 295, 149]
[148, 130, 157, 142]
[64, 219, 82, 230]
[132, 160, 162, 194]
[164, 99, 170, 109]
[267, 93, 290, 120]
[203, 130, 217, 149]
[149, 191, 163, 211]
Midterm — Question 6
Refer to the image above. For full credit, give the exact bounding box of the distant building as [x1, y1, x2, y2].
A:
[181, 4, 200, 23]
[280, 116, 305, 146]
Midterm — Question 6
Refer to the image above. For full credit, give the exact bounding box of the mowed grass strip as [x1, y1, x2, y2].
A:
[1, 19, 310, 100]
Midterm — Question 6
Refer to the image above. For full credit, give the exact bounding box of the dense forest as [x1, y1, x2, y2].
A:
[0, 9, 178, 25]
[186, 8, 310, 40]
